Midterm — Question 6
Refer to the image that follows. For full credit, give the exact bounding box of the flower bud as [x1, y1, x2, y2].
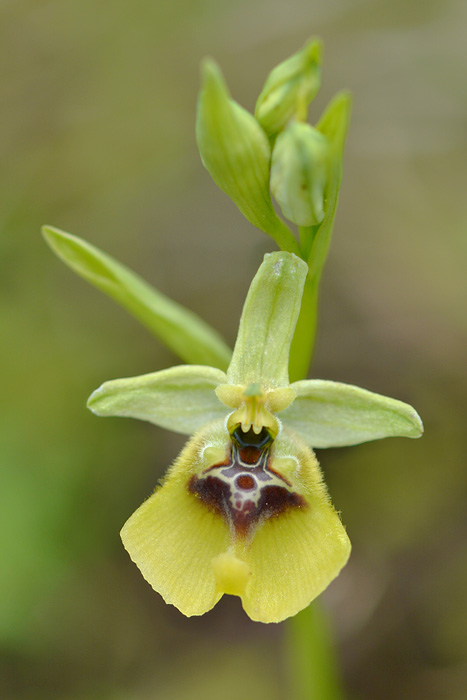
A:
[255, 38, 322, 137]
[270, 121, 330, 227]
[196, 59, 293, 244]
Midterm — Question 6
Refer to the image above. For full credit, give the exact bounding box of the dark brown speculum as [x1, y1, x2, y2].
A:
[188, 426, 305, 537]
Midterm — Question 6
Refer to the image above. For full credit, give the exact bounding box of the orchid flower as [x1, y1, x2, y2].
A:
[86, 251, 422, 623]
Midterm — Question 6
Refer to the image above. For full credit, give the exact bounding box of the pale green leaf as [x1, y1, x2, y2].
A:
[87, 365, 228, 434]
[281, 379, 424, 447]
[42, 226, 232, 370]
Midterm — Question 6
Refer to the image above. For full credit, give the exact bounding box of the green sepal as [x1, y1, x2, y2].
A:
[281, 380, 424, 448]
[196, 60, 299, 255]
[87, 365, 228, 435]
[227, 252, 308, 389]
[42, 226, 232, 370]
[306, 91, 352, 274]
[288, 93, 352, 379]
[270, 122, 330, 227]
[255, 38, 322, 137]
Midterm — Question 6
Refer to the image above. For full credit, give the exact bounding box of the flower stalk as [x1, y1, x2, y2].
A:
[287, 603, 346, 700]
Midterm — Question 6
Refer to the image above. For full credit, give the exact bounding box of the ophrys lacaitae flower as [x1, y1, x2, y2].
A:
[88, 252, 422, 622]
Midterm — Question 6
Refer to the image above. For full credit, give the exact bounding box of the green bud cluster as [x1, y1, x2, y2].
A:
[196, 38, 351, 264]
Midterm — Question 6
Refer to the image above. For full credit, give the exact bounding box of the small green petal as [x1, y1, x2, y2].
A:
[42, 226, 232, 370]
[282, 380, 424, 448]
[121, 425, 230, 617]
[196, 60, 299, 254]
[227, 252, 308, 390]
[87, 365, 228, 435]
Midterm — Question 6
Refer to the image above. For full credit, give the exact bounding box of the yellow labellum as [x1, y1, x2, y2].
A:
[121, 421, 351, 623]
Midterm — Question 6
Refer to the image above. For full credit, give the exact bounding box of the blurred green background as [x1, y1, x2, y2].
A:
[1, 0, 466, 698]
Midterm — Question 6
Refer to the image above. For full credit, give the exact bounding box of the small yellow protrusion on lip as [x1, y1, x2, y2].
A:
[215, 383, 252, 409]
[212, 551, 250, 596]
[265, 386, 296, 413]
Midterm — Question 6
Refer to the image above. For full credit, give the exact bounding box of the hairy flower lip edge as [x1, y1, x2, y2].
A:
[119, 419, 352, 624]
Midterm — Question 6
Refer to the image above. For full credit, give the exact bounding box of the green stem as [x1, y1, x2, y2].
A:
[298, 224, 320, 262]
[287, 269, 345, 700]
[268, 217, 302, 257]
[286, 603, 346, 700]
[287, 280, 347, 699]
[288, 273, 320, 383]
[284, 92, 352, 700]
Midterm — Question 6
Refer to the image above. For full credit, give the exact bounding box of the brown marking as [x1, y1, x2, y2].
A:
[267, 464, 292, 487]
[238, 445, 261, 464]
[236, 474, 255, 490]
[257, 485, 305, 518]
[188, 474, 229, 519]
[202, 457, 230, 475]
[188, 426, 305, 538]
[188, 474, 306, 538]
